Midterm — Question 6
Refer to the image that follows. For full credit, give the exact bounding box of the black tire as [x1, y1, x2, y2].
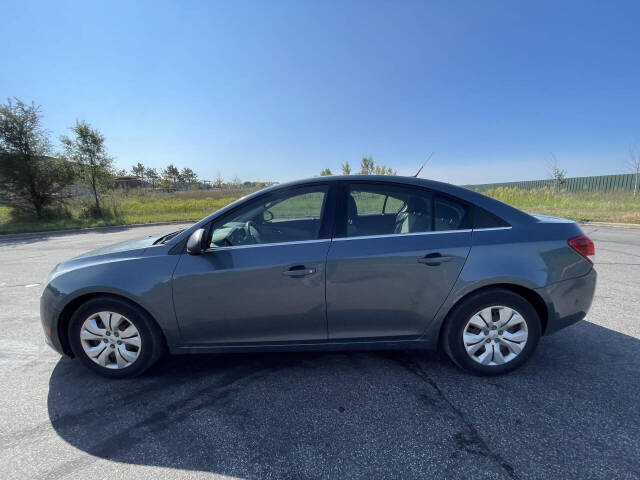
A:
[441, 288, 541, 376]
[68, 296, 166, 378]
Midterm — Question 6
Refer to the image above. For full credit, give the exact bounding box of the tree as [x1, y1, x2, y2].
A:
[131, 162, 145, 182]
[215, 171, 224, 188]
[180, 167, 198, 188]
[162, 164, 180, 188]
[627, 146, 640, 196]
[320, 168, 332, 176]
[61, 120, 114, 217]
[341, 161, 351, 175]
[359, 156, 395, 175]
[0, 98, 74, 218]
[116, 168, 127, 176]
[547, 153, 566, 191]
[360, 156, 375, 174]
[145, 167, 159, 188]
[375, 164, 396, 175]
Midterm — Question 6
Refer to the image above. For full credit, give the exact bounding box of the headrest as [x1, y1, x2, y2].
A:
[407, 196, 429, 214]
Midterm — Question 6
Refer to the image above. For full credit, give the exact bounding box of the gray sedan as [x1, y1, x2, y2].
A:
[40, 176, 597, 378]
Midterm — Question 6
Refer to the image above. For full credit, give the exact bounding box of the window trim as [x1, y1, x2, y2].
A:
[202, 182, 336, 251]
[332, 228, 473, 242]
[472, 226, 512, 232]
[204, 238, 330, 252]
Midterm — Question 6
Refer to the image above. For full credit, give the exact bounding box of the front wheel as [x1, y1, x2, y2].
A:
[68, 296, 165, 378]
[441, 289, 541, 376]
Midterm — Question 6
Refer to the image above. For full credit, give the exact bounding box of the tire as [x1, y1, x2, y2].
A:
[441, 288, 541, 376]
[68, 296, 165, 378]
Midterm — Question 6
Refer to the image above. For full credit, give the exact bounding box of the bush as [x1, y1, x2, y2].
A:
[8, 202, 73, 221]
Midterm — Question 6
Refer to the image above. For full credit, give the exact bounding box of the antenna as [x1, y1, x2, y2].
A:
[414, 151, 434, 177]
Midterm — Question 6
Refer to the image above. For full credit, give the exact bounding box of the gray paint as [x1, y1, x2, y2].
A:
[40, 175, 596, 357]
[172, 240, 330, 344]
[418, 222, 595, 347]
[41, 242, 183, 353]
[326, 230, 471, 339]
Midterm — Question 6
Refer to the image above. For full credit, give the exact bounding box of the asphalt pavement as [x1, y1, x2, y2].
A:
[0, 224, 639, 480]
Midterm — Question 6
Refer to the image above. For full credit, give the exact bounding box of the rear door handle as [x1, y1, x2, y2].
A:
[417, 254, 454, 265]
[282, 265, 317, 277]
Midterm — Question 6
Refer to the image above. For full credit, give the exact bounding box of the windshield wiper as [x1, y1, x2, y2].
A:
[153, 229, 185, 245]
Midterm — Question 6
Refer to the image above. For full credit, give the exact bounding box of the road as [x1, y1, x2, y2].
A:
[1, 224, 639, 480]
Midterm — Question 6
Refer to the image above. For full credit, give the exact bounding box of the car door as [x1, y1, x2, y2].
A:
[326, 182, 472, 340]
[172, 184, 334, 345]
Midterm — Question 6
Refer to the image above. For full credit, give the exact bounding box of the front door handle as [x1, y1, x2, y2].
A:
[282, 265, 317, 277]
[417, 254, 454, 266]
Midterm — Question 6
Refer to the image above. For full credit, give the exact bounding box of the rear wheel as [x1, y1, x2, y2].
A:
[442, 289, 541, 375]
[68, 296, 165, 378]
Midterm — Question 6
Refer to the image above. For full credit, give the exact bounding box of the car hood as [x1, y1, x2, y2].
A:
[48, 235, 160, 281]
[73, 235, 159, 259]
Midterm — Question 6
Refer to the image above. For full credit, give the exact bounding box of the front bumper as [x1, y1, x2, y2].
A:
[40, 284, 66, 355]
[537, 267, 597, 335]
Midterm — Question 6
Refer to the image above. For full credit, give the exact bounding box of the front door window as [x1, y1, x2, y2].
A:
[209, 186, 329, 248]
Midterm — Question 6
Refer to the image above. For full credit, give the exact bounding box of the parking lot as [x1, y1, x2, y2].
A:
[1, 223, 639, 480]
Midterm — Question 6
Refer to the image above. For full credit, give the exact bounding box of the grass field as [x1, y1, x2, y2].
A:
[0, 186, 638, 235]
[485, 187, 640, 224]
[0, 190, 248, 235]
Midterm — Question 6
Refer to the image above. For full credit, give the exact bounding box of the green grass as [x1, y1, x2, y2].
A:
[0, 206, 128, 234]
[1, 186, 639, 235]
[0, 189, 248, 235]
[114, 194, 242, 224]
[483, 187, 640, 224]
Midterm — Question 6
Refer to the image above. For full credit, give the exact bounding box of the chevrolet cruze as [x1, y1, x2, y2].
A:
[40, 176, 597, 378]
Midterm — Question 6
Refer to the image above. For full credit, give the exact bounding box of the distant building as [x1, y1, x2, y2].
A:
[114, 176, 142, 189]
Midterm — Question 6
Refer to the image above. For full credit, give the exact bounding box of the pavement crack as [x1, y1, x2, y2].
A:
[395, 352, 519, 480]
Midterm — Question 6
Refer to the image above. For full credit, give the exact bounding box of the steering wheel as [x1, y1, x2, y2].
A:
[245, 221, 262, 244]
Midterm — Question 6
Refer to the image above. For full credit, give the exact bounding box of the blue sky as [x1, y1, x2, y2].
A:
[2, 0, 639, 184]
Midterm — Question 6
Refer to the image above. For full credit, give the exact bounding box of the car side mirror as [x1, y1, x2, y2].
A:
[186, 228, 205, 255]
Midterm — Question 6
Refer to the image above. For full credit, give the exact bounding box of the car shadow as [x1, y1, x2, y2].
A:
[47, 321, 640, 479]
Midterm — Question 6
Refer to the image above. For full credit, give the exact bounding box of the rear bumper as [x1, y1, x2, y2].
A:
[537, 267, 597, 335]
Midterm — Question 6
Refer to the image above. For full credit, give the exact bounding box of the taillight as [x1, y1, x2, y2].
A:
[568, 235, 595, 264]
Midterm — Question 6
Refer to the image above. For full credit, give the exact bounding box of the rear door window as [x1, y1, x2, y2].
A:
[350, 190, 388, 216]
[343, 183, 433, 237]
[434, 196, 471, 231]
[474, 207, 510, 228]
